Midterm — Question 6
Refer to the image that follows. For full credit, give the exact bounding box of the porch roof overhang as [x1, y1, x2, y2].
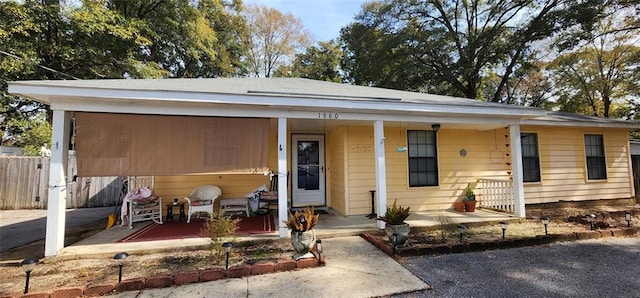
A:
[9, 78, 545, 125]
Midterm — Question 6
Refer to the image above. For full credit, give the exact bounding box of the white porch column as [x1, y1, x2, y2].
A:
[45, 110, 70, 256]
[277, 118, 289, 237]
[509, 125, 526, 217]
[373, 120, 388, 229]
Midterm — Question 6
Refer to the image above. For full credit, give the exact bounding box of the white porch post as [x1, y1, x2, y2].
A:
[509, 125, 526, 217]
[45, 110, 70, 256]
[277, 118, 289, 237]
[373, 120, 388, 229]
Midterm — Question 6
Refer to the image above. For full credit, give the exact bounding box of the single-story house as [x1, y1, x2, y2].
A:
[8, 78, 640, 257]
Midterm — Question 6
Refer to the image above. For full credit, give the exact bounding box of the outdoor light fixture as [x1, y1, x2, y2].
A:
[316, 239, 323, 265]
[541, 216, 550, 235]
[431, 123, 441, 132]
[586, 214, 596, 230]
[222, 242, 233, 273]
[392, 233, 398, 255]
[457, 225, 467, 242]
[499, 221, 509, 239]
[625, 211, 632, 227]
[113, 252, 129, 283]
[21, 258, 38, 294]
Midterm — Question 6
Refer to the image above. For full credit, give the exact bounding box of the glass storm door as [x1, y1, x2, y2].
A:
[292, 134, 326, 207]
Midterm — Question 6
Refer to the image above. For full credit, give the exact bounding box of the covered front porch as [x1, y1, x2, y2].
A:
[8, 78, 547, 257]
[54, 208, 515, 260]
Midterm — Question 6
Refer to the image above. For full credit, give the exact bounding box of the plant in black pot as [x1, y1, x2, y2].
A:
[283, 207, 319, 260]
[464, 183, 477, 212]
[377, 199, 411, 246]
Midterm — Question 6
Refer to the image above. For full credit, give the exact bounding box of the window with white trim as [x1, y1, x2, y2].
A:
[584, 134, 607, 180]
[521, 133, 541, 182]
[407, 130, 439, 187]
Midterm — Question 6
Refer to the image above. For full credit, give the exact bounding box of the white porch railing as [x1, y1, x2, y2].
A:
[477, 178, 514, 214]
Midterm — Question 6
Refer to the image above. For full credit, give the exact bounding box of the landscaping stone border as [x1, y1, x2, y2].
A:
[361, 227, 639, 258]
[2, 256, 325, 298]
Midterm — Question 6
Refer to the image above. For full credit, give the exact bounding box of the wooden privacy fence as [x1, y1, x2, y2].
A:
[0, 156, 125, 210]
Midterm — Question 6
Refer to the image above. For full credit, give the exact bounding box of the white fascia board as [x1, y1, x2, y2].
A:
[11, 84, 546, 119]
[523, 119, 640, 129]
[51, 98, 522, 126]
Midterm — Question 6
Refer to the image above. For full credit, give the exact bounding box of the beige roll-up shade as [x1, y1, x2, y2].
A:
[75, 113, 270, 176]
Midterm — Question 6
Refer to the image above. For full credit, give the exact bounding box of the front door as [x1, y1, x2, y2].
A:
[292, 134, 325, 207]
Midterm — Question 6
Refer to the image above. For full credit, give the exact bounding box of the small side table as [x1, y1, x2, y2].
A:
[219, 198, 249, 217]
[166, 203, 186, 222]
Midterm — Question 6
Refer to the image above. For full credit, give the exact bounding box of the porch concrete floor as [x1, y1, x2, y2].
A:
[55, 208, 514, 261]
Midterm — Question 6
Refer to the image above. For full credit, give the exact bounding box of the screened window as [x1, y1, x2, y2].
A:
[521, 133, 541, 182]
[407, 130, 439, 187]
[584, 134, 607, 180]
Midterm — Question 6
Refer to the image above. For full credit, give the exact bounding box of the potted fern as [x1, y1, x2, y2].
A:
[377, 199, 411, 245]
[283, 207, 319, 260]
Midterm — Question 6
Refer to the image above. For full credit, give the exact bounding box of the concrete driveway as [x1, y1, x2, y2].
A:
[393, 236, 640, 297]
[0, 207, 114, 252]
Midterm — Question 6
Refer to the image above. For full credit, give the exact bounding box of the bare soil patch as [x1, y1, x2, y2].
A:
[0, 219, 293, 295]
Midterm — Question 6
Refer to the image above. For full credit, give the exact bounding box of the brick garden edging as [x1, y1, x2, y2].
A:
[3, 256, 325, 298]
[361, 227, 639, 258]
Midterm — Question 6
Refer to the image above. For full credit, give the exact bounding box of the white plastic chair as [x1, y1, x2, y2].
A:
[184, 185, 222, 223]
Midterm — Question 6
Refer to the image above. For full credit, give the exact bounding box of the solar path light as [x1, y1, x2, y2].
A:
[541, 216, 550, 235]
[113, 252, 129, 283]
[21, 258, 38, 294]
[499, 221, 509, 239]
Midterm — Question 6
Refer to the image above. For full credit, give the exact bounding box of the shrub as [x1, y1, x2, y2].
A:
[201, 213, 240, 262]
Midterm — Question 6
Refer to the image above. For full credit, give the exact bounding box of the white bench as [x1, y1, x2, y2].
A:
[219, 198, 250, 217]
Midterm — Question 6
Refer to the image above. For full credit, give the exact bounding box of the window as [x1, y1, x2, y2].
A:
[584, 134, 607, 180]
[521, 133, 541, 182]
[407, 130, 439, 187]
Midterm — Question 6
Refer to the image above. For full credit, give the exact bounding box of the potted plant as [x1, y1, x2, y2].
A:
[463, 183, 477, 212]
[377, 199, 411, 245]
[283, 207, 319, 260]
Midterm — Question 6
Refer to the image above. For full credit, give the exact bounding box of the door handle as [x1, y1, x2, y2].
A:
[321, 166, 324, 173]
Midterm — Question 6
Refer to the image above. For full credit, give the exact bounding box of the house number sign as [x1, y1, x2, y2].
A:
[318, 112, 339, 119]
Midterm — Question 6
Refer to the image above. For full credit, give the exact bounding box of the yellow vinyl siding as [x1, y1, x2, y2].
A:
[346, 126, 376, 215]
[522, 126, 632, 204]
[326, 127, 347, 215]
[153, 120, 634, 216]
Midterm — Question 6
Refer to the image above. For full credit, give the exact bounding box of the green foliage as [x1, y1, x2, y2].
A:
[1, 0, 251, 145]
[377, 199, 410, 225]
[275, 40, 344, 82]
[283, 207, 319, 232]
[546, 11, 640, 118]
[201, 213, 240, 262]
[340, 0, 608, 101]
[464, 184, 475, 201]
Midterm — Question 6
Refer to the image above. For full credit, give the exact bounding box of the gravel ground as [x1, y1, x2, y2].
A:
[393, 236, 640, 298]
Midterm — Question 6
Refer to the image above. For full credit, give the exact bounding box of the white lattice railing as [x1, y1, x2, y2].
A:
[477, 178, 514, 214]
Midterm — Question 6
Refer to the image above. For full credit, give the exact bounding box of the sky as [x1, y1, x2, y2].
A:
[243, 0, 365, 42]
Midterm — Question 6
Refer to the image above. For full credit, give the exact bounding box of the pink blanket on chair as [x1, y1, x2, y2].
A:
[120, 187, 152, 223]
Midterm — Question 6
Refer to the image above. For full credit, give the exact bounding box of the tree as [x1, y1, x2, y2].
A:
[341, 0, 606, 101]
[108, 0, 249, 78]
[242, 4, 311, 77]
[547, 8, 640, 118]
[0, 0, 147, 146]
[274, 40, 344, 82]
[1, 0, 250, 146]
